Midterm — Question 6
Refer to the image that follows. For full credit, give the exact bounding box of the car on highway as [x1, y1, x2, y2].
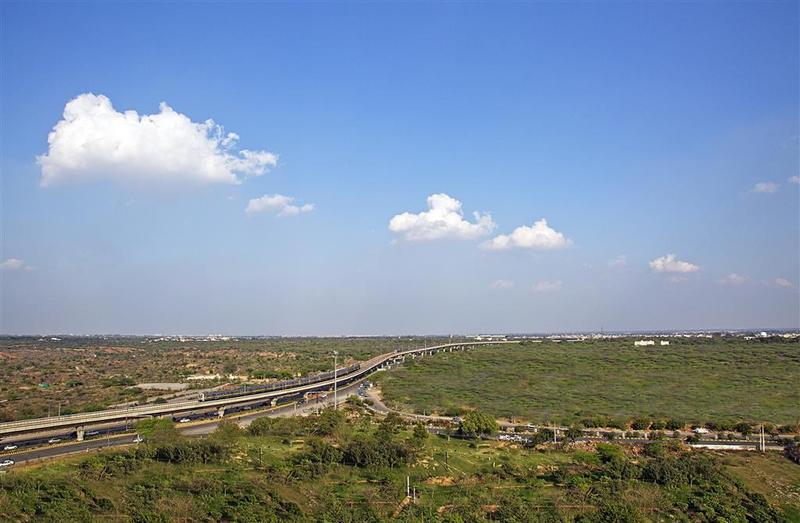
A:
[178, 418, 191, 423]
[0, 459, 14, 467]
[86, 431, 99, 436]
[47, 438, 61, 444]
[2, 445, 18, 451]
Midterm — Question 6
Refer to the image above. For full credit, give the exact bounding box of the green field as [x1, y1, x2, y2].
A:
[378, 338, 800, 426]
[1, 405, 796, 522]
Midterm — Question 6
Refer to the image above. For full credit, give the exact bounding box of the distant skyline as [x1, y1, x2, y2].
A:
[1, 2, 798, 335]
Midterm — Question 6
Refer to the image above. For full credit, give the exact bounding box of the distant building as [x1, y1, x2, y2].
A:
[660, 340, 670, 346]
[186, 374, 220, 381]
[634, 340, 655, 346]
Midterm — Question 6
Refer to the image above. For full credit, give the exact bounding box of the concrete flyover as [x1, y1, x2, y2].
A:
[0, 340, 518, 440]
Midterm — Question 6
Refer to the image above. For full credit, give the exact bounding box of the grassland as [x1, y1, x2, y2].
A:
[378, 337, 800, 426]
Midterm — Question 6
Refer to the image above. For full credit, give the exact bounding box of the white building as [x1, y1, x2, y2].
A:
[634, 340, 655, 346]
[660, 340, 670, 346]
[186, 374, 220, 381]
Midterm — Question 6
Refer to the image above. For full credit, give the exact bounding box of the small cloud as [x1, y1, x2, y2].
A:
[489, 279, 515, 290]
[775, 277, 793, 289]
[481, 219, 571, 251]
[649, 254, 699, 274]
[0, 258, 28, 271]
[388, 193, 495, 242]
[532, 280, 562, 292]
[718, 273, 747, 286]
[789, 175, 800, 185]
[751, 182, 779, 194]
[608, 255, 627, 268]
[245, 194, 315, 217]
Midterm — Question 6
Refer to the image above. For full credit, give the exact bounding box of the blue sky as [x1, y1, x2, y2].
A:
[1, 1, 798, 335]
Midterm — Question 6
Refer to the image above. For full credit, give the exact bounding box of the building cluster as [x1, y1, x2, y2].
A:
[633, 340, 670, 347]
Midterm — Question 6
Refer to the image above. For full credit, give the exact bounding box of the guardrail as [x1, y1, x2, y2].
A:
[0, 340, 517, 436]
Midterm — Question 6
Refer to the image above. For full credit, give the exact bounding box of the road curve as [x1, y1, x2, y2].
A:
[0, 341, 516, 438]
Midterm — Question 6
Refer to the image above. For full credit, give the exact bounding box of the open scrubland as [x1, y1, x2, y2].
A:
[0, 336, 451, 421]
[1, 404, 798, 522]
[378, 337, 800, 427]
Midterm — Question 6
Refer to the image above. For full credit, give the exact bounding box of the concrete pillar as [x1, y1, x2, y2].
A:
[76, 426, 85, 441]
[270, 399, 277, 407]
[216, 407, 225, 418]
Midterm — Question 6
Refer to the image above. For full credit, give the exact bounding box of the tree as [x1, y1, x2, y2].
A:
[459, 411, 498, 438]
[314, 407, 346, 437]
[734, 422, 752, 436]
[211, 419, 242, 445]
[410, 422, 428, 447]
[135, 418, 178, 445]
[376, 411, 405, 440]
[565, 425, 584, 442]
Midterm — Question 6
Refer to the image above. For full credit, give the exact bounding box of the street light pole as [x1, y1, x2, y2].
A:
[333, 350, 338, 410]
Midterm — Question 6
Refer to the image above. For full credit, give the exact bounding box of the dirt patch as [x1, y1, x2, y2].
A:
[425, 476, 456, 486]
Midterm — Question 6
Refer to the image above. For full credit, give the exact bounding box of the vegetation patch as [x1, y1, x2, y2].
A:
[379, 337, 800, 426]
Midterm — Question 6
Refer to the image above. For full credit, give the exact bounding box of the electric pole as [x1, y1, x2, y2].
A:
[332, 350, 338, 410]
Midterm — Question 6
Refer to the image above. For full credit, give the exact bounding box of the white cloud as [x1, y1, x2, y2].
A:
[608, 255, 627, 267]
[0, 258, 25, 271]
[751, 182, 779, 194]
[481, 219, 571, 251]
[649, 254, 699, 274]
[37, 93, 277, 187]
[388, 194, 495, 241]
[718, 273, 747, 285]
[532, 280, 562, 292]
[789, 176, 800, 185]
[245, 194, 315, 217]
[489, 279, 515, 290]
[775, 277, 793, 288]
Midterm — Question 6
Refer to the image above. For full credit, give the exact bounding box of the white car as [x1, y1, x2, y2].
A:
[178, 418, 191, 423]
[133, 435, 144, 443]
[0, 459, 14, 467]
[47, 438, 61, 444]
[3, 445, 18, 451]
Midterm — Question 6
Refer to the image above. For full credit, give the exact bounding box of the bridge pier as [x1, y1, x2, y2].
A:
[216, 407, 226, 418]
[76, 426, 85, 441]
[270, 399, 277, 407]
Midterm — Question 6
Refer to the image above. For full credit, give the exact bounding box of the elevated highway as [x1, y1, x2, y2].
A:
[0, 340, 517, 440]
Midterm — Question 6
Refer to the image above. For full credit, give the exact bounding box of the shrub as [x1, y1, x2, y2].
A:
[665, 419, 684, 431]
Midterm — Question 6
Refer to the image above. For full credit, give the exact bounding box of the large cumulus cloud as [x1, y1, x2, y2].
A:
[37, 93, 277, 187]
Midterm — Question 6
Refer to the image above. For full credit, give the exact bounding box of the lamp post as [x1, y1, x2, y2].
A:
[333, 350, 338, 409]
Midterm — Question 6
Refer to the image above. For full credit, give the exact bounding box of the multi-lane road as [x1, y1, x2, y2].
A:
[0, 378, 367, 468]
[0, 341, 513, 440]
